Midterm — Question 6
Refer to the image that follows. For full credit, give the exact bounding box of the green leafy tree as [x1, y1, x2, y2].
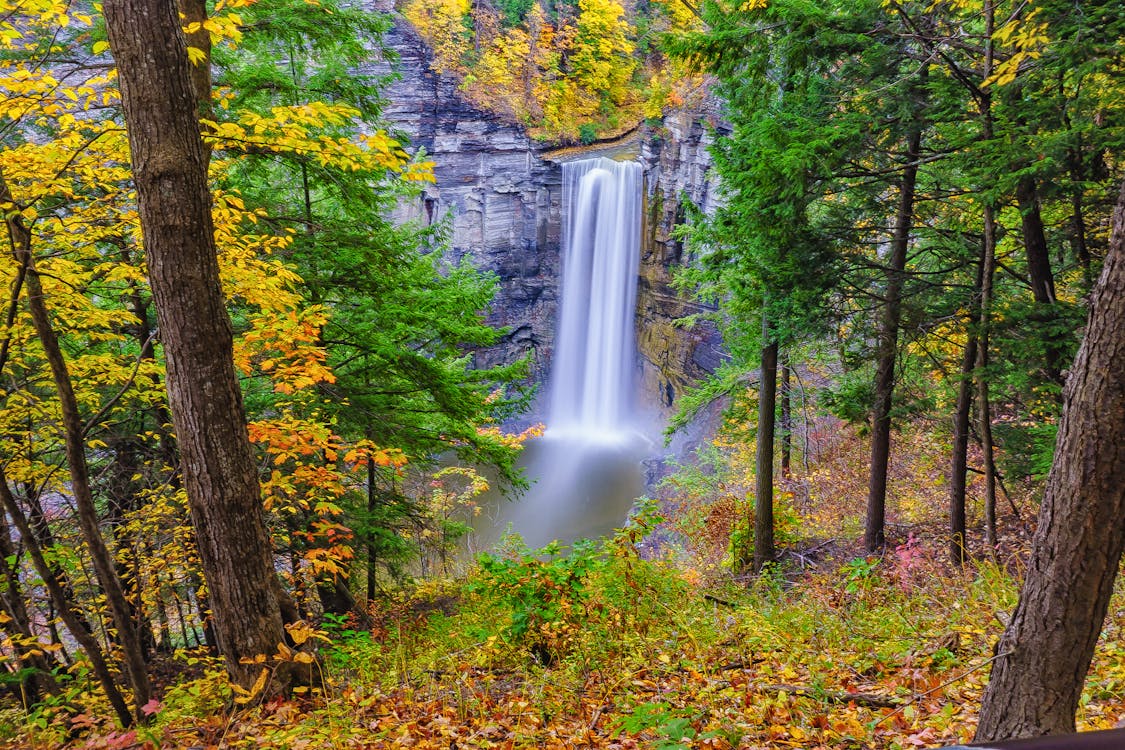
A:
[214, 0, 530, 590]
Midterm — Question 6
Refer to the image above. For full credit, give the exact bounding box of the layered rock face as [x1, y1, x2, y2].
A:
[637, 110, 725, 416]
[370, 16, 562, 384]
[371, 12, 722, 423]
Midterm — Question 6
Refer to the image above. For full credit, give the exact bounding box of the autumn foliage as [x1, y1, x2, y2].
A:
[0, 0, 526, 732]
[403, 0, 701, 142]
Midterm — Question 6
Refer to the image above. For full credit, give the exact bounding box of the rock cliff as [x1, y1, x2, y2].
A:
[369, 16, 561, 385]
[636, 110, 725, 416]
[370, 12, 723, 424]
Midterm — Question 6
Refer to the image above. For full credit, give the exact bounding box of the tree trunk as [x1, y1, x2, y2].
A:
[865, 121, 923, 553]
[977, 204, 999, 553]
[950, 176, 988, 565]
[969, 8, 998, 560]
[1, 172, 152, 715]
[106, 436, 157, 659]
[1016, 176, 1057, 306]
[0, 516, 59, 705]
[366, 452, 377, 603]
[780, 360, 792, 479]
[974, 179, 1125, 741]
[1015, 175, 1065, 386]
[752, 332, 778, 574]
[104, 0, 290, 691]
[22, 485, 97, 639]
[948, 326, 977, 565]
[0, 471, 133, 727]
[1066, 145, 1093, 289]
[175, 0, 211, 119]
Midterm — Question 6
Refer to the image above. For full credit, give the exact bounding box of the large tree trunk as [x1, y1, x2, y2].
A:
[974, 179, 1125, 741]
[103, 0, 290, 691]
[865, 121, 923, 553]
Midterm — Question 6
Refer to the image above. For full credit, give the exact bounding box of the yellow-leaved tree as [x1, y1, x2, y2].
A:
[1, 0, 503, 725]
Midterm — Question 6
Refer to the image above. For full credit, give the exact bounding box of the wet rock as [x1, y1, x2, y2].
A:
[369, 12, 725, 422]
[636, 108, 726, 419]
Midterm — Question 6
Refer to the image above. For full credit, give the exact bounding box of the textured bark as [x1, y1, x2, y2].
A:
[2, 173, 152, 715]
[175, 0, 211, 118]
[103, 0, 289, 690]
[752, 336, 778, 574]
[974, 179, 1125, 741]
[865, 122, 923, 553]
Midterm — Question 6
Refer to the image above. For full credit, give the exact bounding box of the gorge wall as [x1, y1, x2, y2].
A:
[370, 12, 723, 424]
[637, 110, 725, 414]
[371, 15, 562, 385]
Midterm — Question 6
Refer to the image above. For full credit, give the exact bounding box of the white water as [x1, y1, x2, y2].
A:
[548, 157, 642, 436]
[467, 157, 648, 550]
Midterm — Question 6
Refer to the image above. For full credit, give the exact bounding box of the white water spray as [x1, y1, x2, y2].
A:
[467, 156, 647, 549]
[549, 157, 642, 436]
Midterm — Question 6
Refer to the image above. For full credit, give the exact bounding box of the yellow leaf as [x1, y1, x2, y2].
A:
[234, 667, 269, 704]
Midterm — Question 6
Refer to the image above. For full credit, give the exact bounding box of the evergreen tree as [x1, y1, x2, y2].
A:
[213, 0, 530, 582]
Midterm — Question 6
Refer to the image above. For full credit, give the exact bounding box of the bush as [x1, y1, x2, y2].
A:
[472, 539, 602, 664]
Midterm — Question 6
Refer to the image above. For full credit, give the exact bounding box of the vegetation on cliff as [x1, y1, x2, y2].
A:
[401, 0, 702, 142]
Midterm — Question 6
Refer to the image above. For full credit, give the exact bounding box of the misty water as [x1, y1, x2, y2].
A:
[467, 157, 651, 552]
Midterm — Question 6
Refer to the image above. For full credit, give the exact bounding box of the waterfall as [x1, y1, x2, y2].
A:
[465, 156, 647, 549]
[549, 157, 642, 436]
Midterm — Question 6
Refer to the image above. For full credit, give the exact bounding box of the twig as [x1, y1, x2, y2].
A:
[703, 592, 736, 608]
[82, 329, 159, 437]
[762, 683, 902, 709]
[873, 651, 1012, 727]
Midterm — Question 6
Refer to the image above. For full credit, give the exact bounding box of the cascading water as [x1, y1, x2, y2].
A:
[549, 158, 642, 436]
[467, 156, 649, 550]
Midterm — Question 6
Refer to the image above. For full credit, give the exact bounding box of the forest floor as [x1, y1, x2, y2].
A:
[7, 425, 1125, 749]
